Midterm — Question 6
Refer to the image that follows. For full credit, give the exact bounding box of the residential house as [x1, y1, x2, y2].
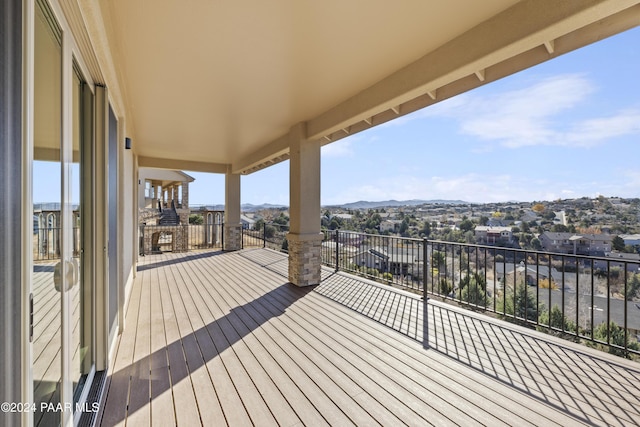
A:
[554, 210, 567, 226]
[539, 232, 613, 256]
[240, 214, 256, 230]
[622, 234, 640, 247]
[352, 245, 424, 276]
[380, 219, 401, 233]
[595, 252, 640, 273]
[138, 168, 194, 211]
[495, 262, 563, 287]
[474, 225, 514, 245]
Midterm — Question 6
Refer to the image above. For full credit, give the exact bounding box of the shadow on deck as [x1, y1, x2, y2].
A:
[98, 248, 640, 427]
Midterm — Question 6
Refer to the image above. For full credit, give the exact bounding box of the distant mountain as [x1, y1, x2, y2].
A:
[192, 200, 468, 211]
[328, 199, 469, 209]
[192, 203, 288, 212]
[241, 203, 288, 211]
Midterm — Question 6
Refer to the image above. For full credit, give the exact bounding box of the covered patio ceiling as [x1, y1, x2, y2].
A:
[79, 0, 640, 174]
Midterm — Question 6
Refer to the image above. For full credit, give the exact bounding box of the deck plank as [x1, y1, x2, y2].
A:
[126, 263, 152, 427]
[100, 249, 640, 427]
[183, 258, 304, 426]
[150, 262, 177, 427]
[100, 258, 145, 427]
[160, 258, 207, 427]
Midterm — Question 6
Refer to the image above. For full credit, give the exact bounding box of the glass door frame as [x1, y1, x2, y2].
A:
[25, 0, 98, 425]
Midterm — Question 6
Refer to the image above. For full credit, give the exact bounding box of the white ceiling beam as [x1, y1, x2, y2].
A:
[138, 156, 228, 174]
[544, 40, 555, 54]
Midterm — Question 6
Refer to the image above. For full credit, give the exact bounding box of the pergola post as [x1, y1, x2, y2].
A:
[287, 123, 322, 286]
[224, 168, 242, 251]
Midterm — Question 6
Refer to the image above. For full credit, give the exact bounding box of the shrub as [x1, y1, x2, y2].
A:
[188, 214, 203, 225]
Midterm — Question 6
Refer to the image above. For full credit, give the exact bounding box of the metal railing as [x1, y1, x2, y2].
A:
[423, 240, 640, 357]
[139, 223, 223, 255]
[242, 223, 290, 251]
[33, 227, 80, 261]
[137, 222, 640, 357]
[251, 226, 640, 357]
[322, 230, 424, 291]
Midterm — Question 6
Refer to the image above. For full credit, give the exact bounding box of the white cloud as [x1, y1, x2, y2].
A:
[565, 109, 640, 147]
[321, 139, 354, 157]
[322, 134, 383, 158]
[323, 167, 640, 205]
[589, 170, 640, 199]
[410, 74, 640, 149]
[438, 74, 594, 147]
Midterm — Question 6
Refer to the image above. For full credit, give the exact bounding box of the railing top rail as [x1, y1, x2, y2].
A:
[334, 229, 423, 243]
[426, 238, 636, 264]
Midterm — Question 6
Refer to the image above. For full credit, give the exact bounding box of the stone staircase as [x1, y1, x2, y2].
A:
[159, 207, 180, 225]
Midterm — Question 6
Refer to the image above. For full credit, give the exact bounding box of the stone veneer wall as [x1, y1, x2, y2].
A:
[224, 224, 242, 251]
[287, 234, 323, 286]
[177, 210, 189, 225]
[142, 225, 188, 254]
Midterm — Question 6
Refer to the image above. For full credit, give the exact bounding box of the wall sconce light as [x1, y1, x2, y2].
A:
[125, 137, 132, 150]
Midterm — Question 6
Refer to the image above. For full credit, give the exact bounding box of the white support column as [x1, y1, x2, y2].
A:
[224, 168, 242, 251]
[287, 122, 323, 287]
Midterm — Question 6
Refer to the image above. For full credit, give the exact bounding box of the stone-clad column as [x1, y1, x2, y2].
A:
[224, 169, 242, 251]
[287, 123, 322, 286]
[182, 182, 189, 208]
[172, 184, 179, 207]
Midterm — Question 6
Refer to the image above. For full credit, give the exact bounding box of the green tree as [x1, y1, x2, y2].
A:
[612, 235, 625, 251]
[273, 213, 289, 226]
[498, 280, 541, 322]
[438, 278, 452, 296]
[420, 221, 431, 237]
[530, 237, 542, 251]
[592, 321, 640, 358]
[365, 268, 380, 277]
[459, 273, 488, 307]
[431, 251, 446, 269]
[538, 305, 576, 333]
[458, 219, 474, 233]
[188, 214, 203, 225]
[627, 273, 640, 300]
[329, 217, 342, 230]
[264, 225, 276, 239]
[399, 218, 410, 236]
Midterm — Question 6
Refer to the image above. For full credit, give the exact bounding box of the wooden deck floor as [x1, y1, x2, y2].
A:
[98, 249, 640, 426]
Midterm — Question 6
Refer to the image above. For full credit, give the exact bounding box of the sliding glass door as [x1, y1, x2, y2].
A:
[32, 1, 95, 424]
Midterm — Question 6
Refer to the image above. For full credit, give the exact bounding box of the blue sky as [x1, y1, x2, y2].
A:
[187, 26, 640, 206]
[35, 26, 640, 206]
